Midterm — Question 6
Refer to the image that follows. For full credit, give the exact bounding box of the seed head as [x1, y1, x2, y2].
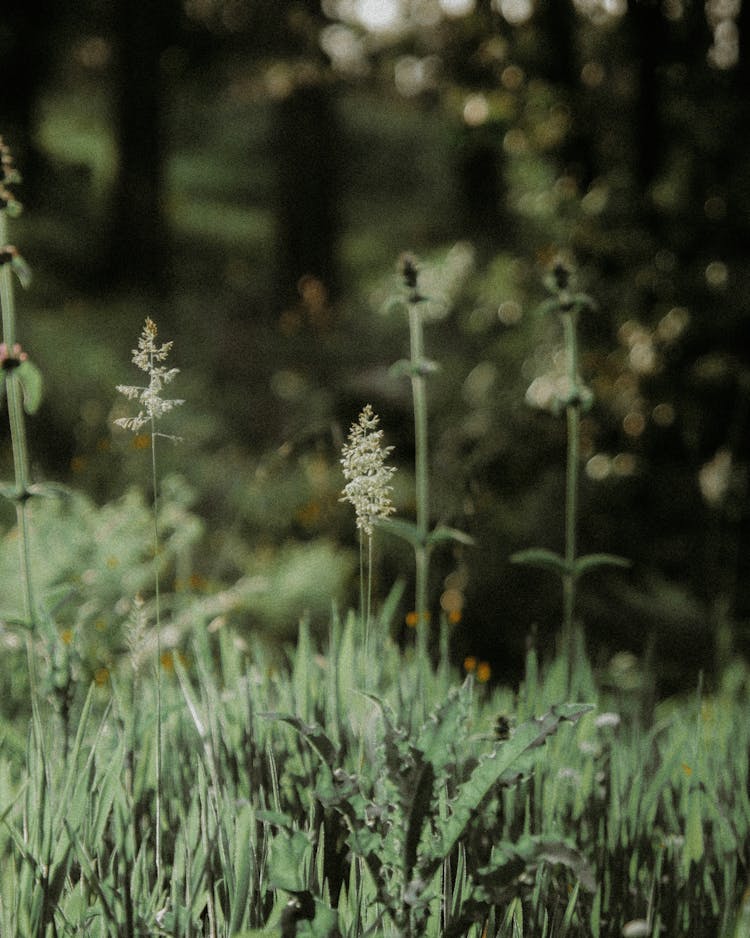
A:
[114, 318, 183, 435]
[340, 404, 396, 536]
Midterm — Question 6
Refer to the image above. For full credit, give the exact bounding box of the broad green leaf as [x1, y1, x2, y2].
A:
[16, 360, 43, 414]
[267, 830, 312, 893]
[297, 900, 341, 938]
[574, 553, 631, 578]
[426, 526, 475, 548]
[377, 517, 424, 548]
[510, 548, 569, 576]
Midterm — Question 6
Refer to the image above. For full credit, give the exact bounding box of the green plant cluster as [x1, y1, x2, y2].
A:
[3, 138, 750, 938]
[1, 616, 750, 937]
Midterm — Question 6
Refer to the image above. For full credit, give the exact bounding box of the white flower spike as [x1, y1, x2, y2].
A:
[115, 317, 183, 437]
[340, 404, 396, 536]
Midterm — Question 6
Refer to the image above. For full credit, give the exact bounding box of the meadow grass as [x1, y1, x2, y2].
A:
[2, 143, 750, 938]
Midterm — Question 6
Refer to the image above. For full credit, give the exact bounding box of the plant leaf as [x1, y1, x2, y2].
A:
[16, 360, 43, 414]
[574, 553, 631, 577]
[427, 526, 475, 548]
[510, 548, 570, 576]
[267, 830, 312, 893]
[426, 704, 593, 878]
[377, 517, 424, 548]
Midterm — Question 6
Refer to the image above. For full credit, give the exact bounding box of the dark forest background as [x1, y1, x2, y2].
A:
[1, 0, 749, 692]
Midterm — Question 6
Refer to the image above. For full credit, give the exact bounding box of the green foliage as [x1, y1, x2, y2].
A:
[1, 625, 749, 937]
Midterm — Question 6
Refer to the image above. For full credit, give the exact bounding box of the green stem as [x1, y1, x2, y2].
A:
[1, 210, 35, 624]
[359, 528, 366, 628]
[406, 291, 433, 722]
[149, 409, 163, 885]
[408, 302, 430, 649]
[562, 310, 580, 673]
[364, 533, 373, 682]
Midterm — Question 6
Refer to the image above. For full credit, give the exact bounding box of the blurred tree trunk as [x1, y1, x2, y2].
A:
[273, 81, 341, 313]
[627, 0, 667, 200]
[455, 126, 507, 254]
[107, 0, 179, 292]
[266, 0, 342, 317]
[0, 0, 56, 204]
[534, 0, 597, 190]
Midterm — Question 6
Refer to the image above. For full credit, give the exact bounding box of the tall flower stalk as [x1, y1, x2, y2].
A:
[385, 255, 472, 715]
[340, 404, 396, 649]
[402, 256, 431, 648]
[115, 316, 183, 883]
[0, 139, 48, 735]
[512, 257, 628, 690]
[0, 139, 37, 626]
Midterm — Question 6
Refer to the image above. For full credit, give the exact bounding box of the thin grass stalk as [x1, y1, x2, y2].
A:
[149, 403, 164, 886]
[364, 532, 373, 674]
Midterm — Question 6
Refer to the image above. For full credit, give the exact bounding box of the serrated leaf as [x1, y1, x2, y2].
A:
[417, 682, 469, 772]
[262, 713, 339, 768]
[510, 548, 570, 576]
[425, 704, 593, 878]
[574, 553, 631, 577]
[427, 526, 475, 548]
[16, 360, 43, 413]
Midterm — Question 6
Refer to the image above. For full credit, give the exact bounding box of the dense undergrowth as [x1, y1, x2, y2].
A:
[3, 137, 750, 938]
[2, 610, 750, 937]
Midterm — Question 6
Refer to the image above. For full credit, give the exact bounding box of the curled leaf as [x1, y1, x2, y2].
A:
[16, 359, 43, 413]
